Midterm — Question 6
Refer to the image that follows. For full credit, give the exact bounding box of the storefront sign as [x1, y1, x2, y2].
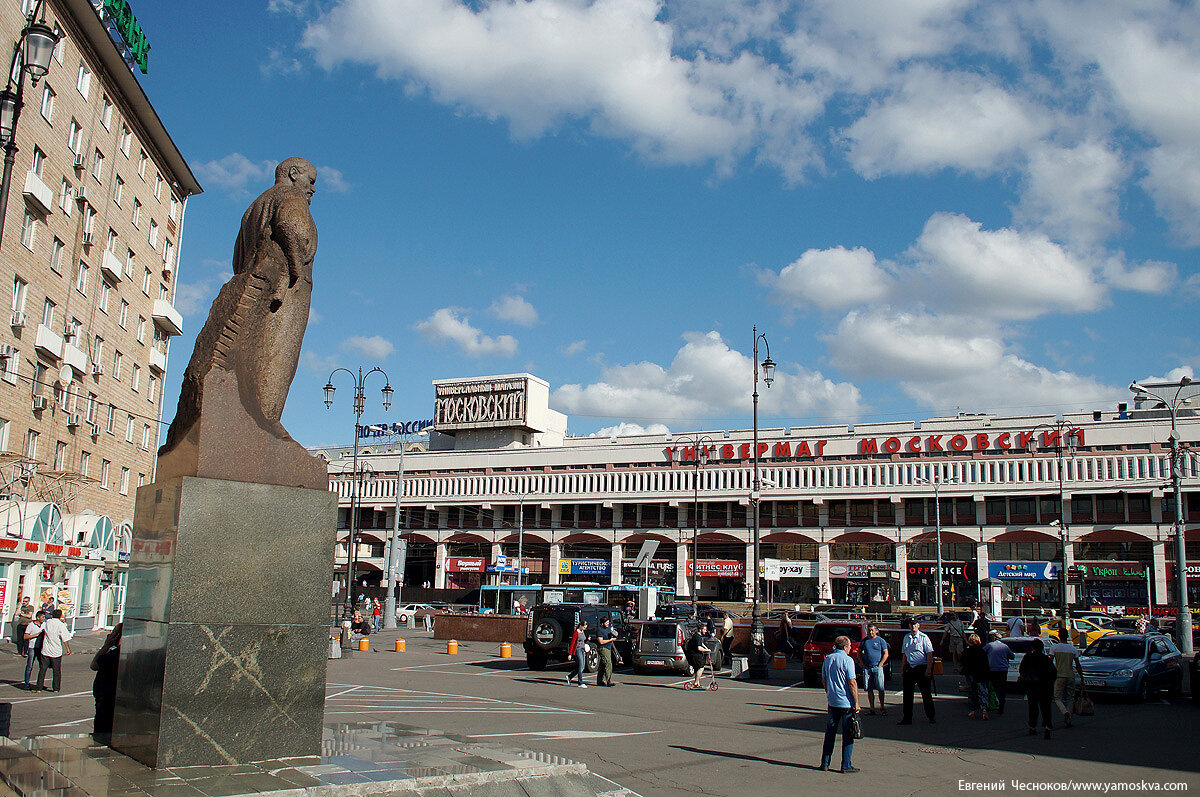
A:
[1075, 561, 1147, 580]
[358, 419, 434, 439]
[102, 0, 151, 74]
[828, 561, 894, 579]
[686, 560, 745, 578]
[761, 559, 817, 580]
[558, 558, 610, 576]
[621, 559, 674, 578]
[907, 562, 973, 579]
[445, 557, 486, 573]
[858, 427, 1084, 456]
[434, 376, 529, 430]
[1167, 563, 1200, 580]
[0, 578, 7, 610]
[989, 561, 1059, 580]
[667, 439, 829, 464]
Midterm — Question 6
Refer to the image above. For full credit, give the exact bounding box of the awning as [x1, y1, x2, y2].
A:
[0, 501, 61, 542]
[338, 532, 385, 545]
[61, 513, 114, 551]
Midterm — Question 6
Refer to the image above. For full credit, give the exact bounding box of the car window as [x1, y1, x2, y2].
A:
[1084, 638, 1145, 658]
[1004, 639, 1034, 654]
[812, 625, 863, 643]
[1152, 639, 1172, 655]
[642, 623, 678, 640]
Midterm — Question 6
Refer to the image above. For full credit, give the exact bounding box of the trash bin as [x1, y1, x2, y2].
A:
[328, 633, 342, 660]
[731, 656, 750, 679]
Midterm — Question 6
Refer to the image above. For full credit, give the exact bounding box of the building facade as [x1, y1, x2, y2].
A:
[319, 374, 1199, 618]
[0, 0, 199, 630]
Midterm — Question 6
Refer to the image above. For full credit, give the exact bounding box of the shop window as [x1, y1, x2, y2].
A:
[730, 502, 747, 527]
[1074, 541, 1151, 561]
[446, 506, 460, 527]
[600, 506, 613, 527]
[801, 502, 819, 527]
[989, 541, 1062, 561]
[1010, 498, 1036, 523]
[578, 504, 597, 528]
[1096, 494, 1124, 522]
[849, 500, 874, 527]
[829, 542, 891, 560]
[1039, 496, 1062, 523]
[1072, 495, 1094, 522]
[954, 497, 976, 526]
[903, 499, 924, 526]
[774, 501, 799, 527]
[663, 505, 678, 527]
[877, 501, 895, 524]
[642, 504, 660, 527]
[559, 504, 576, 528]
[1127, 494, 1151, 521]
[984, 498, 1007, 524]
[621, 504, 637, 528]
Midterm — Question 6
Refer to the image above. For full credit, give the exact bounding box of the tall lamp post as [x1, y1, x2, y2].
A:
[0, 3, 60, 247]
[914, 474, 957, 615]
[508, 488, 537, 586]
[366, 425, 428, 629]
[673, 434, 713, 609]
[324, 367, 392, 620]
[1026, 416, 1078, 623]
[1130, 376, 1195, 655]
[749, 325, 776, 679]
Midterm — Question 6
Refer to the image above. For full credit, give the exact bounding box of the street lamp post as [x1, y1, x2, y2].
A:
[915, 473, 958, 615]
[673, 434, 713, 610]
[1027, 416, 1078, 623]
[324, 367, 392, 621]
[1130, 376, 1195, 655]
[366, 425, 428, 629]
[509, 488, 536, 586]
[749, 325, 776, 679]
[0, 2, 60, 247]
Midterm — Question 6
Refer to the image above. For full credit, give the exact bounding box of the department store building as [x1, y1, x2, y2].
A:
[317, 374, 1199, 615]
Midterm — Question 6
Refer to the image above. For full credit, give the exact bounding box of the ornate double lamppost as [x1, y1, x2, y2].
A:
[748, 325, 775, 679]
[673, 433, 714, 610]
[1025, 416, 1079, 623]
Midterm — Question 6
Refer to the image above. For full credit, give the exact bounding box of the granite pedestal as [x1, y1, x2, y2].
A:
[110, 476, 337, 768]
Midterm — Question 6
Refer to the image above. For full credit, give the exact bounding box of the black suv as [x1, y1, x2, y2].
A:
[524, 603, 634, 671]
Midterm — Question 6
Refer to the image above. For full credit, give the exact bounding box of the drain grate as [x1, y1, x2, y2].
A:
[919, 747, 964, 755]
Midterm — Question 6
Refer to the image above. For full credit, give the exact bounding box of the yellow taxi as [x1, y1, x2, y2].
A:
[1038, 617, 1117, 647]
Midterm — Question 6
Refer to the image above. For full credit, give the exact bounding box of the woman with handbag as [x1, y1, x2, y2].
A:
[1019, 637, 1056, 739]
[566, 620, 588, 688]
[961, 634, 991, 720]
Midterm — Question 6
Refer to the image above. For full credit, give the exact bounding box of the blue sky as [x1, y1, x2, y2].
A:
[129, 0, 1197, 446]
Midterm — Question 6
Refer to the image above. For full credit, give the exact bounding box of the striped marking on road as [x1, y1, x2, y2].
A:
[325, 683, 592, 716]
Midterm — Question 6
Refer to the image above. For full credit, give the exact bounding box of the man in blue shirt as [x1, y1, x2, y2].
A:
[898, 619, 936, 725]
[820, 635, 860, 773]
[856, 623, 889, 715]
[984, 632, 1015, 715]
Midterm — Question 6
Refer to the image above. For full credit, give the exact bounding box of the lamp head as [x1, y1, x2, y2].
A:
[761, 356, 776, 387]
[0, 87, 17, 145]
[323, 381, 335, 408]
[1182, 376, 1193, 388]
[381, 383, 394, 411]
[21, 20, 59, 84]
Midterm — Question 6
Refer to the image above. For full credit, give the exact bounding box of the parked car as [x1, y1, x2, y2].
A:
[396, 603, 434, 627]
[1039, 617, 1116, 648]
[1079, 633, 1184, 700]
[1072, 612, 1117, 628]
[997, 636, 1040, 684]
[802, 621, 874, 687]
[523, 603, 634, 672]
[632, 619, 724, 674]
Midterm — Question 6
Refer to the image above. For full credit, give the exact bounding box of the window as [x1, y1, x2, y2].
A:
[132, 198, 141, 227]
[1, 351, 17, 383]
[84, 205, 95, 237]
[66, 317, 81, 343]
[39, 84, 54, 121]
[0, 420, 8, 452]
[131, 364, 140, 392]
[148, 219, 159, 249]
[91, 148, 104, 181]
[141, 267, 151, 295]
[67, 118, 82, 153]
[164, 240, 174, 271]
[112, 349, 122, 381]
[124, 415, 134, 443]
[76, 61, 91, 97]
[125, 248, 135, 278]
[158, 283, 168, 301]
[99, 459, 110, 489]
[169, 196, 178, 221]
[106, 228, 117, 253]
[53, 441, 66, 470]
[154, 173, 162, 200]
[105, 403, 115, 434]
[138, 150, 147, 178]
[31, 146, 44, 177]
[141, 424, 151, 450]
[119, 467, 129, 495]
[50, 237, 63, 273]
[11, 277, 27, 314]
[33, 362, 45, 395]
[137, 316, 146, 343]
[85, 392, 96, 422]
[114, 175, 124, 206]
[91, 335, 103, 365]
[41, 298, 55, 328]
[119, 125, 131, 156]
[100, 95, 113, 129]
[79, 451, 90, 476]
[138, 472, 145, 488]
[24, 430, 38, 460]
[51, 23, 63, 63]
[20, 211, 35, 250]
[148, 374, 157, 403]
[118, 300, 128, 328]
[98, 280, 110, 312]
[58, 178, 71, 214]
[75, 262, 88, 295]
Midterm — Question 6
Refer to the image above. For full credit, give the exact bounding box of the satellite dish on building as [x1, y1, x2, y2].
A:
[57, 365, 74, 386]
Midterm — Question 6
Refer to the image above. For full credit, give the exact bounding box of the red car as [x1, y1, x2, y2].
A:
[802, 621, 870, 687]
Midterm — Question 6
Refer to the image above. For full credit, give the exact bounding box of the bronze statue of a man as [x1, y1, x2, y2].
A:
[157, 157, 325, 488]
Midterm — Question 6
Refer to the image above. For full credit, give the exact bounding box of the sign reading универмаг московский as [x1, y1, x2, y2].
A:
[100, 0, 150, 73]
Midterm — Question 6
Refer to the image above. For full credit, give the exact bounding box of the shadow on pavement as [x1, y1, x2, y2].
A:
[669, 745, 817, 770]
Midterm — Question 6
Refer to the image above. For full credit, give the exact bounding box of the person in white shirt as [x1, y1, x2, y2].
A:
[898, 619, 936, 725]
[22, 611, 46, 690]
[35, 609, 72, 692]
[1049, 628, 1083, 727]
[1006, 615, 1025, 638]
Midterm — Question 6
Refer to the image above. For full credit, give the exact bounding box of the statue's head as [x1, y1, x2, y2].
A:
[275, 157, 317, 201]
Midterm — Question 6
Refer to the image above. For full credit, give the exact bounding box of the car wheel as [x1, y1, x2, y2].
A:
[1136, 676, 1150, 702]
[531, 618, 564, 650]
[527, 652, 547, 671]
[585, 647, 599, 673]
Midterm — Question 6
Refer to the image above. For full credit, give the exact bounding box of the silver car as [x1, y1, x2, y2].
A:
[632, 620, 723, 674]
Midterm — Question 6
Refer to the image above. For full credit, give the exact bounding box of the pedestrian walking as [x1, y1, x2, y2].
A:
[945, 613, 966, 666]
[685, 627, 712, 689]
[722, 612, 734, 659]
[13, 598, 34, 656]
[898, 619, 936, 725]
[971, 604, 991, 641]
[818, 635, 860, 773]
[595, 616, 617, 687]
[1020, 637, 1056, 738]
[91, 624, 122, 737]
[566, 620, 588, 688]
[1005, 614, 1025, 638]
[1135, 615, 1151, 634]
[856, 623, 888, 715]
[22, 611, 45, 690]
[1049, 628, 1083, 727]
[778, 612, 795, 659]
[372, 599, 382, 633]
[984, 632, 1015, 714]
[35, 609, 72, 692]
[961, 634, 991, 720]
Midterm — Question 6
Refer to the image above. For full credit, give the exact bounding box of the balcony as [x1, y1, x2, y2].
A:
[34, 324, 62, 360]
[151, 299, 183, 336]
[62, 341, 87, 372]
[101, 249, 123, 282]
[22, 171, 53, 214]
[148, 346, 167, 373]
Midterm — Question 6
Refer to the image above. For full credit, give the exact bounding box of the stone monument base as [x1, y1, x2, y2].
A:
[110, 476, 336, 768]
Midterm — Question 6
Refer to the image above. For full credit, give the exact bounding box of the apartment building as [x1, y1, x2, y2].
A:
[0, 0, 200, 630]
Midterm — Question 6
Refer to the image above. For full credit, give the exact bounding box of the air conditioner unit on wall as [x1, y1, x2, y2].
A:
[89, 424, 100, 438]
[66, 413, 81, 428]
[91, 363, 103, 376]
[31, 395, 47, 411]
[73, 152, 86, 168]
[10, 312, 25, 329]
[81, 231, 93, 245]
[73, 185, 90, 202]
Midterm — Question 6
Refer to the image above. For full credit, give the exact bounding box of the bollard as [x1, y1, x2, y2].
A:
[395, 638, 406, 653]
[358, 638, 369, 652]
[500, 641, 511, 658]
[773, 652, 786, 670]
[447, 639, 458, 655]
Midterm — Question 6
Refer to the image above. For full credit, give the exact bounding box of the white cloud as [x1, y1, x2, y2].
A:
[1014, 141, 1128, 247]
[828, 309, 1119, 412]
[261, 46, 303, 77]
[564, 339, 587, 356]
[489, 294, 538, 326]
[318, 165, 351, 193]
[414, 307, 518, 357]
[193, 153, 274, 197]
[841, 68, 1049, 178]
[268, 0, 312, 16]
[552, 331, 861, 425]
[341, 335, 395, 359]
[770, 246, 893, 310]
[1142, 145, 1200, 246]
[588, 422, 670, 438]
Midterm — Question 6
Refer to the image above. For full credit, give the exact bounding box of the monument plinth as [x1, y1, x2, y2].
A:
[111, 158, 336, 768]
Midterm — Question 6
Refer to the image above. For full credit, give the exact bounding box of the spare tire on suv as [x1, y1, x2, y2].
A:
[531, 616, 565, 650]
[523, 603, 633, 673]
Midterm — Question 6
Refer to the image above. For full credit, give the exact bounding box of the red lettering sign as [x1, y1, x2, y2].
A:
[859, 439, 878, 454]
[796, 441, 811, 456]
[686, 559, 745, 578]
[24, 542, 38, 552]
[0, 539, 17, 550]
[446, 557, 486, 573]
[884, 437, 901, 453]
[975, 433, 990, 450]
[907, 436, 921, 452]
[721, 444, 734, 459]
[68, 547, 81, 557]
[950, 434, 967, 451]
[927, 435, 943, 452]
[996, 432, 1011, 450]
[773, 442, 791, 457]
